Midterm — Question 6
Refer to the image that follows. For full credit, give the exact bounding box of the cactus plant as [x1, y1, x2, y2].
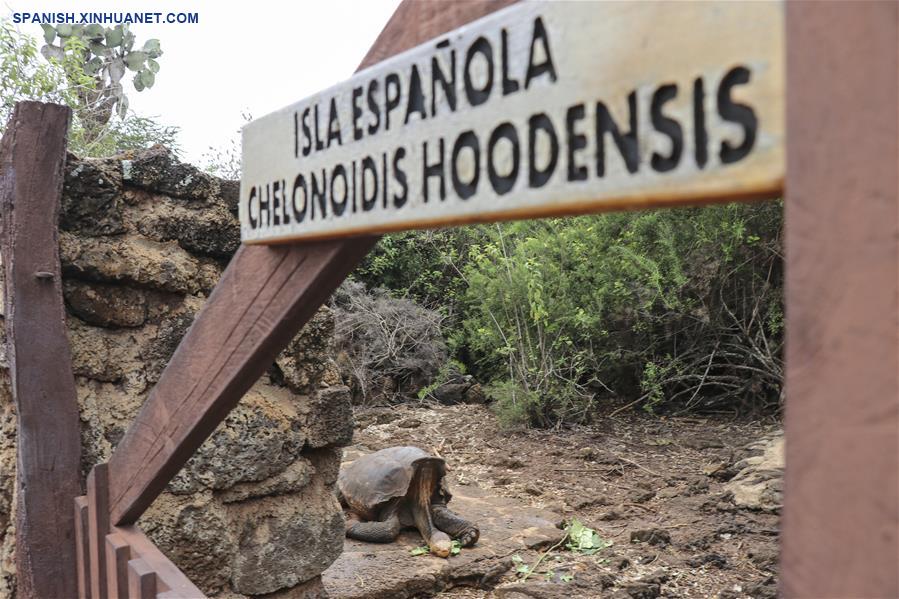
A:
[39, 23, 162, 142]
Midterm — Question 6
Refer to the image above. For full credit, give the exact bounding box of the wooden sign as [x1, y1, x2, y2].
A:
[240, 1, 784, 244]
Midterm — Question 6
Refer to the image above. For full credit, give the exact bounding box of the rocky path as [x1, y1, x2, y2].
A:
[324, 404, 782, 598]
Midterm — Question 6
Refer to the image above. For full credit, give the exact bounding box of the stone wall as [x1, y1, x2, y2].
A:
[0, 146, 352, 597]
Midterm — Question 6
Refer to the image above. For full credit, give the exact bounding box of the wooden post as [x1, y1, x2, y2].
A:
[782, 2, 899, 596]
[0, 101, 81, 597]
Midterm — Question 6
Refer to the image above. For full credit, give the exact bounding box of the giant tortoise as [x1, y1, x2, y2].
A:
[337, 446, 479, 557]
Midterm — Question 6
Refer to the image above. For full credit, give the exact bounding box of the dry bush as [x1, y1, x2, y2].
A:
[331, 280, 447, 405]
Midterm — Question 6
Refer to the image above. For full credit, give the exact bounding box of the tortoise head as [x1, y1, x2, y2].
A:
[408, 456, 452, 557]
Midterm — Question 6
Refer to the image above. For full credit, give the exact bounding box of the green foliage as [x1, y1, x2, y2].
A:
[67, 112, 180, 157]
[459, 203, 784, 426]
[565, 518, 611, 555]
[409, 540, 462, 556]
[39, 23, 161, 124]
[0, 19, 176, 157]
[416, 359, 466, 401]
[513, 518, 610, 582]
[359, 201, 784, 427]
[0, 20, 74, 116]
[511, 554, 531, 575]
[354, 227, 487, 319]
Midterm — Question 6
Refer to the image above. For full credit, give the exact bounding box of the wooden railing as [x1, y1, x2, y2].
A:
[74, 464, 203, 598]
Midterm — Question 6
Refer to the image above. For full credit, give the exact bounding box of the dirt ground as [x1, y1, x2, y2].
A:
[349, 402, 781, 599]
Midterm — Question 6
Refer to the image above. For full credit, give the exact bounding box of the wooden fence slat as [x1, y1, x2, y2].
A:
[106, 532, 131, 599]
[0, 100, 81, 597]
[127, 559, 156, 599]
[781, 2, 899, 596]
[115, 525, 204, 597]
[88, 464, 110, 598]
[75, 496, 92, 599]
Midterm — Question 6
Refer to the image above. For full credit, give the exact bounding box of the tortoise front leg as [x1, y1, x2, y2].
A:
[345, 513, 401, 543]
[409, 459, 452, 557]
[346, 500, 402, 543]
[432, 504, 479, 547]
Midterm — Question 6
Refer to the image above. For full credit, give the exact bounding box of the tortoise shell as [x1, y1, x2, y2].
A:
[338, 446, 448, 520]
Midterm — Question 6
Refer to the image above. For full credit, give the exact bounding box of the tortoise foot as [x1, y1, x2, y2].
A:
[432, 505, 479, 547]
[456, 525, 479, 547]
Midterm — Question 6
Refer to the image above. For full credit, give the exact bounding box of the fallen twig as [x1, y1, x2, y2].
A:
[520, 533, 569, 582]
[614, 455, 662, 477]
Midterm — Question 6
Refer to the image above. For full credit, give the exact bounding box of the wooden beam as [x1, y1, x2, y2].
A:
[105, 0, 517, 528]
[0, 101, 80, 598]
[782, 2, 899, 596]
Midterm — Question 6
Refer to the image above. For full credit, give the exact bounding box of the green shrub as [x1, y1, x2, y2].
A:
[459, 201, 783, 426]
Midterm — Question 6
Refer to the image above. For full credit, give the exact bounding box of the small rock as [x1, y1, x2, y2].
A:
[599, 572, 618, 588]
[63, 280, 149, 328]
[464, 383, 487, 404]
[686, 553, 728, 569]
[578, 446, 598, 460]
[686, 476, 710, 495]
[524, 484, 543, 496]
[656, 487, 680, 500]
[684, 436, 725, 450]
[612, 556, 630, 570]
[598, 509, 622, 521]
[747, 548, 778, 570]
[630, 528, 671, 546]
[745, 578, 778, 599]
[493, 455, 525, 469]
[574, 496, 608, 510]
[628, 489, 657, 503]
[126, 145, 221, 202]
[638, 569, 670, 585]
[433, 382, 469, 404]
[621, 581, 661, 599]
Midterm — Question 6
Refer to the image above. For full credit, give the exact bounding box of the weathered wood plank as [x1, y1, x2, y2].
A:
[87, 464, 110, 599]
[781, 2, 899, 597]
[127, 559, 156, 599]
[0, 100, 80, 598]
[115, 525, 204, 597]
[105, 0, 514, 528]
[75, 496, 91, 599]
[106, 533, 131, 599]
